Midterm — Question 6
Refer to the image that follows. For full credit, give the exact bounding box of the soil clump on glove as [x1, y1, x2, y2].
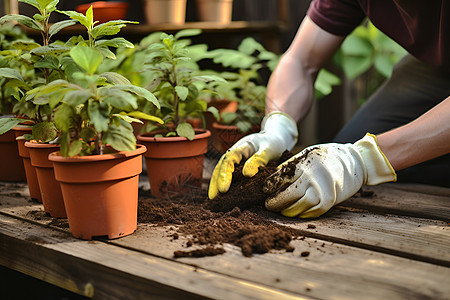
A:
[206, 151, 294, 212]
[137, 151, 302, 258]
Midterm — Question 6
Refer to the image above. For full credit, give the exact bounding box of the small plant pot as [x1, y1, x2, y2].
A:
[137, 129, 210, 198]
[49, 144, 147, 240]
[143, 0, 186, 24]
[211, 122, 259, 154]
[76, 1, 129, 24]
[26, 142, 65, 218]
[13, 126, 42, 202]
[196, 0, 233, 23]
[0, 129, 26, 182]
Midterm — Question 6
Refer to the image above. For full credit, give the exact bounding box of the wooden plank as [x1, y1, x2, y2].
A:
[0, 214, 308, 300]
[3, 187, 449, 267]
[1, 181, 450, 299]
[109, 223, 450, 300]
[342, 184, 450, 222]
[274, 208, 450, 267]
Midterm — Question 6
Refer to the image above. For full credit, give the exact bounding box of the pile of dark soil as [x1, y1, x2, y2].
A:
[138, 152, 303, 258]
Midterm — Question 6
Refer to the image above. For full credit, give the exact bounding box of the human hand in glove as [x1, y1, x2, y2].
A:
[208, 112, 298, 199]
[263, 133, 397, 218]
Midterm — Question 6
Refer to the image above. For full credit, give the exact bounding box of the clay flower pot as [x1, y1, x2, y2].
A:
[49, 144, 147, 240]
[143, 0, 186, 24]
[13, 126, 42, 202]
[211, 122, 259, 154]
[25, 142, 66, 218]
[76, 1, 129, 24]
[196, 0, 233, 23]
[0, 128, 26, 182]
[137, 129, 210, 198]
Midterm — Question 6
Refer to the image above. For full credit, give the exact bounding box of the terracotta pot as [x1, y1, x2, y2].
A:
[196, 0, 233, 23]
[76, 1, 129, 24]
[211, 122, 259, 154]
[13, 126, 42, 202]
[143, 0, 186, 24]
[25, 142, 65, 218]
[0, 129, 26, 182]
[49, 144, 147, 240]
[137, 129, 210, 198]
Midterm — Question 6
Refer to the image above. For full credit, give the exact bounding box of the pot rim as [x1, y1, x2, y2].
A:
[76, 1, 129, 10]
[137, 129, 211, 143]
[48, 144, 147, 163]
[24, 141, 60, 149]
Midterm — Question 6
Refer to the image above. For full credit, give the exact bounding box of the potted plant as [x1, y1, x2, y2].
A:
[0, 24, 35, 182]
[195, 0, 233, 24]
[41, 6, 162, 239]
[206, 37, 341, 154]
[136, 29, 224, 197]
[143, 0, 186, 25]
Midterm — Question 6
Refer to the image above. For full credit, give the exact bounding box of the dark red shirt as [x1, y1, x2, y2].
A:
[307, 0, 450, 71]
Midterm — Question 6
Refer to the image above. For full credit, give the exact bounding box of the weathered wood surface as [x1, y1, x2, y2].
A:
[0, 181, 449, 299]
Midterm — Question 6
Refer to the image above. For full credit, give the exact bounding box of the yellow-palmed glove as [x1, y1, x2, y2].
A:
[263, 133, 397, 218]
[208, 112, 298, 199]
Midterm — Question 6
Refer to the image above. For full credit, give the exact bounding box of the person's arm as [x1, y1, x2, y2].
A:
[377, 96, 450, 171]
[265, 16, 345, 122]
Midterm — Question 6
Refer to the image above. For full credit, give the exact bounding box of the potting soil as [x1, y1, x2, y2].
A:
[138, 152, 304, 258]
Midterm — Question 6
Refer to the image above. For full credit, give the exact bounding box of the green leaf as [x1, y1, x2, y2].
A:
[97, 47, 116, 60]
[30, 44, 70, 56]
[342, 55, 372, 80]
[206, 106, 220, 121]
[174, 29, 202, 40]
[175, 86, 189, 101]
[54, 103, 74, 132]
[236, 120, 252, 133]
[49, 20, 77, 37]
[176, 122, 194, 140]
[114, 85, 160, 108]
[341, 35, 373, 56]
[191, 75, 227, 83]
[0, 15, 43, 31]
[10, 40, 41, 51]
[68, 139, 82, 157]
[70, 45, 103, 75]
[238, 37, 265, 55]
[88, 99, 109, 132]
[102, 122, 136, 152]
[0, 118, 22, 135]
[63, 89, 91, 106]
[374, 54, 394, 78]
[99, 72, 131, 85]
[19, 0, 41, 11]
[85, 6, 94, 28]
[125, 111, 164, 124]
[95, 38, 134, 49]
[34, 55, 60, 69]
[90, 20, 138, 40]
[0, 68, 24, 81]
[32, 122, 57, 142]
[57, 10, 90, 29]
[101, 89, 138, 110]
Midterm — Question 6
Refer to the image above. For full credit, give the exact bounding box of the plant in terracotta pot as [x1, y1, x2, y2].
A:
[29, 6, 163, 239]
[136, 29, 225, 197]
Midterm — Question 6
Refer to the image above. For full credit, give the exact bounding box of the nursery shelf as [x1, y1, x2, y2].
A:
[0, 180, 449, 299]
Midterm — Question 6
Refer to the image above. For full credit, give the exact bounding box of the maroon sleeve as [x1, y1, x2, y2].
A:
[307, 0, 366, 36]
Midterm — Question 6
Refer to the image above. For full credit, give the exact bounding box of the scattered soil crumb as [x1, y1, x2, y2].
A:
[307, 224, 316, 229]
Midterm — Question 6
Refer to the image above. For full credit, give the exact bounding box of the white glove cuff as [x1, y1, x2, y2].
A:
[355, 133, 397, 185]
[261, 111, 298, 151]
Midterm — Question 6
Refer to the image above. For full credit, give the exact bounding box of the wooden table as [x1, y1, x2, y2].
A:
[0, 179, 449, 299]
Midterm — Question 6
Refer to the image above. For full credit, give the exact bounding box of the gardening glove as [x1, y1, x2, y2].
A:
[263, 133, 397, 218]
[208, 111, 298, 199]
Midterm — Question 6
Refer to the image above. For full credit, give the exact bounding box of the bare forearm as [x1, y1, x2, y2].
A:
[377, 96, 450, 171]
[266, 17, 345, 122]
